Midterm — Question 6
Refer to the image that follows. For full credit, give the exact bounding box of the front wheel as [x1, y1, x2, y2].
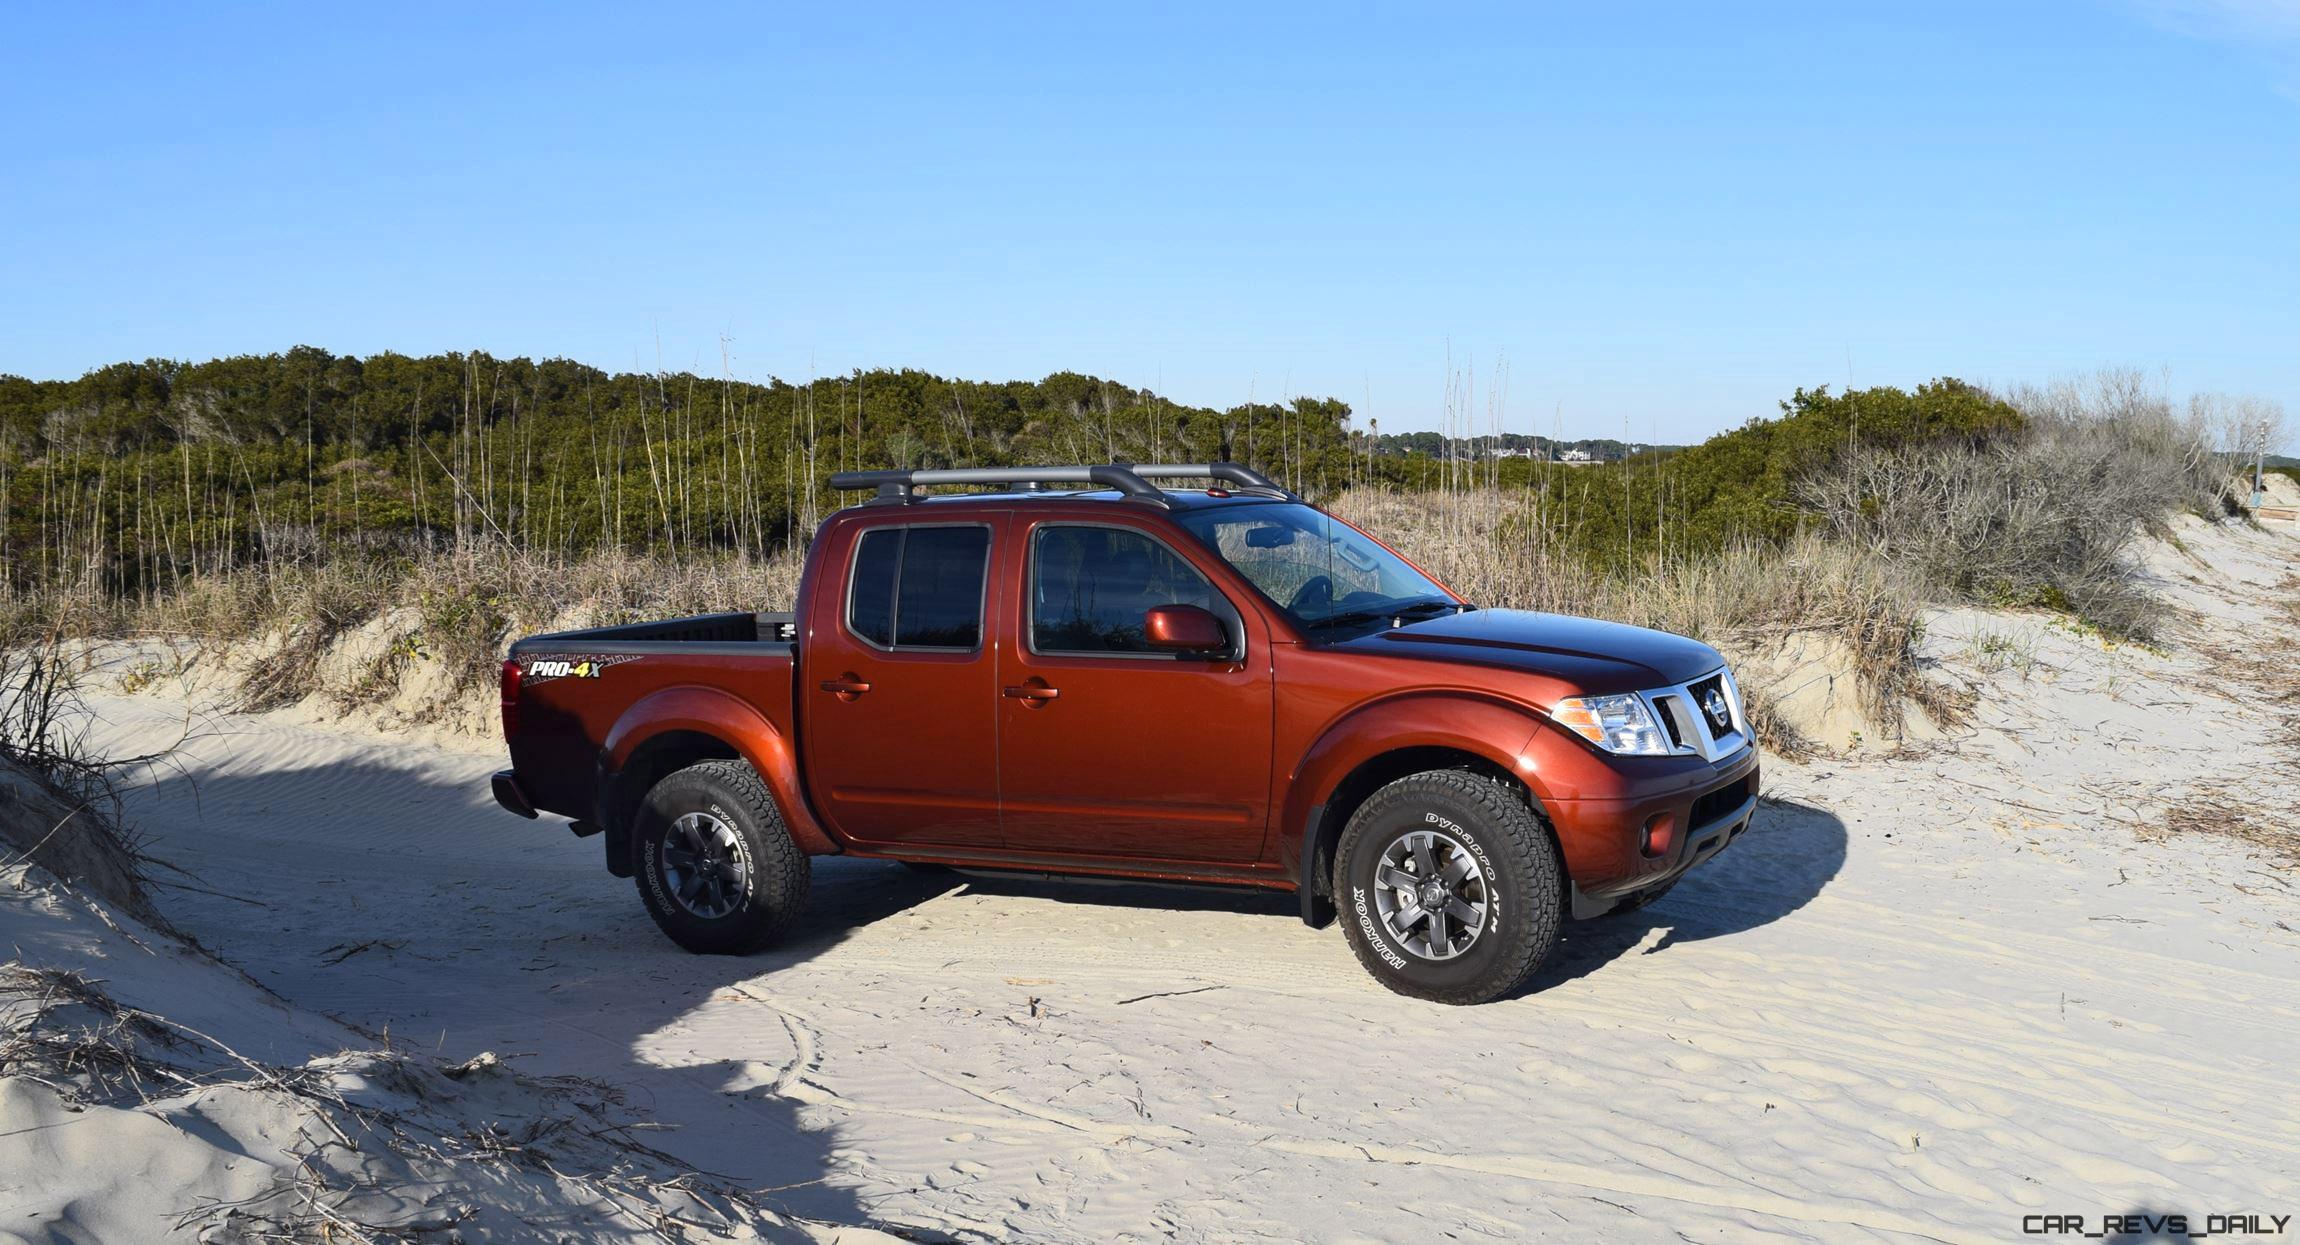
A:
[1335, 770, 1561, 1005]
[634, 760, 810, 955]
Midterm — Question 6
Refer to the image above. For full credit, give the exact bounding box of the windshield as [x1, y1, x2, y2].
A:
[1175, 502, 1458, 636]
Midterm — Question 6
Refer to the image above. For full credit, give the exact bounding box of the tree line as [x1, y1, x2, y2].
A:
[0, 346, 2034, 603]
[1, 349, 1376, 599]
[1368, 431, 1657, 461]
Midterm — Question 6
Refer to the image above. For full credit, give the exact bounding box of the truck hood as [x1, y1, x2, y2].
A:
[1324, 608, 1725, 692]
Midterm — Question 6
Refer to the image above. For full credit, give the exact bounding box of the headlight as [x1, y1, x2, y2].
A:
[1550, 693, 1671, 755]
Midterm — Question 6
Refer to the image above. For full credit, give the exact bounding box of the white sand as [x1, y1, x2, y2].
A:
[1, 836, 903, 1240]
[11, 516, 2296, 1242]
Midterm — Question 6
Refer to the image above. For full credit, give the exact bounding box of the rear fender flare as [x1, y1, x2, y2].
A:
[600, 685, 839, 855]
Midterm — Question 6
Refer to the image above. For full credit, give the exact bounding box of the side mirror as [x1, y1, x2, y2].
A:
[1144, 604, 1228, 655]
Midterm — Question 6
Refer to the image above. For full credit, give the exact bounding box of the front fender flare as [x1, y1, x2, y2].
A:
[1280, 692, 1547, 892]
[600, 685, 839, 855]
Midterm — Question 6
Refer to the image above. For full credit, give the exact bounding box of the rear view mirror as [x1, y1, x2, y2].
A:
[1144, 604, 1228, 654]
[1244, 525, 1296, 548]
[1333, 539, 1379, 573]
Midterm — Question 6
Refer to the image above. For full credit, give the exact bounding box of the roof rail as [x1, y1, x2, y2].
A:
[826, 462, 1299, 506]
[1122, 463, 1296, 498]
[827, 464, 1171, 507]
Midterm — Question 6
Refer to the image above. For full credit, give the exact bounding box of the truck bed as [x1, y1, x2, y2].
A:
[504, 611, 803, 826]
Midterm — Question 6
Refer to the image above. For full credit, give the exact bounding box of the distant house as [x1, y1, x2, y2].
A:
[1556, 448, 1594, 463]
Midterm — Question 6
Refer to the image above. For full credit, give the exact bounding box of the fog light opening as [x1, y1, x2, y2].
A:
[1641, 813, 1676, 859]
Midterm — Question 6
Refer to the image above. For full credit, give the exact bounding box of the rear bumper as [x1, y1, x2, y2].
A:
[491, 770, 538, 819]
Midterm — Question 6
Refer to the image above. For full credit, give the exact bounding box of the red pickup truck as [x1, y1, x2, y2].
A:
[493, 463, 1758, 1004]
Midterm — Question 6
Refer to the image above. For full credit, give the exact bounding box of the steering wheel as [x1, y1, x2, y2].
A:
[1286, 575, 1334, 617]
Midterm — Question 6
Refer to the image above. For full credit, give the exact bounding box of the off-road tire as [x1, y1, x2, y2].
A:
[1334, 770, 1561, 1004]
[634, 760, 810, 955]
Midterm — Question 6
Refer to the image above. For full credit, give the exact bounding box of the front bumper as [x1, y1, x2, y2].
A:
[1569, 785, 1757, 917]
[1541, 743, 1762, 917]
[491, 769, 538, 819]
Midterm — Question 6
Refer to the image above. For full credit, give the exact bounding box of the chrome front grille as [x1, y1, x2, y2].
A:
[1640, 667, 1750, 761]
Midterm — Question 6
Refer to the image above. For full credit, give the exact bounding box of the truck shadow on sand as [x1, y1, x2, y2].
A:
[1522, 796, 1848, 996]
[792, 797, 1848, 1006]
[127, 759, 1845, 1237]
[124, 758, 978, 1241]
[765, 796, 1849, 1006]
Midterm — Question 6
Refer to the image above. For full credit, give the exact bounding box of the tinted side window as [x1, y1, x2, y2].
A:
[848, 528, 901, 647]
[1032, 526, 1222, 654]
[895, 526, 990, 647]
[846, 525, 989, 650]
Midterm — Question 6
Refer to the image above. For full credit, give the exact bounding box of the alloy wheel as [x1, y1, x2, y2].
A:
[662, 811, 749, 919]
[1371, 829, 1489, 960]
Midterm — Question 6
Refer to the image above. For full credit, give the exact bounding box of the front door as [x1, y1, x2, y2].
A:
[996, 519, 1274, 864]
[802, 517, 1005, 849]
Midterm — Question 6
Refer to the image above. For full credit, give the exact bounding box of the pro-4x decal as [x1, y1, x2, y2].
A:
[522, 654, 641, 684]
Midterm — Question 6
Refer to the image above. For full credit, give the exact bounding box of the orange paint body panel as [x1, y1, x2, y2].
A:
[797, 514, 1007, 849]
[498, 488, 1759, 917]
[991, 508, 1277, 865]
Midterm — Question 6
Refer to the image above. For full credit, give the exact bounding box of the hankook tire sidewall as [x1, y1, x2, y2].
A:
[1344, 796, 1518, 993]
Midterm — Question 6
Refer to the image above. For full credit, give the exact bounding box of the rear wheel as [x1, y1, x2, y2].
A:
[634, 760, 809, 955]
[1335, 770, 1561, 1005]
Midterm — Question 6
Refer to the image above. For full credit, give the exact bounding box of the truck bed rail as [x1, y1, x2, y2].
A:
[511, 611, 797, 654]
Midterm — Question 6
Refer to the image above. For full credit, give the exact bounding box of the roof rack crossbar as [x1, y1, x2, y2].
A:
[825, 462, 1301, 506]
[828, 465, 1171, 506]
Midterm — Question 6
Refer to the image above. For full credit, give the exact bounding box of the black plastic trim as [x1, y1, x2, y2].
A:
[491, 770, 537, 819]
[1571, 792, 1760, 917]
[1297, 801, 1335, 928]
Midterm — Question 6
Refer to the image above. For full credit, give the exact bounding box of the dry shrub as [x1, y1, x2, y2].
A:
[232, 562, 399, 711]
[2156, 790, 2297, 865]
[0, 624, 157, 916]
[1327, 489, 1939, 750]
[391, 545, 806, 698]
[0, 623, 99, 790]
[132, 545, 807, 713]
[1801, 371, 2229, 640]
[0, 963, 189, 1106]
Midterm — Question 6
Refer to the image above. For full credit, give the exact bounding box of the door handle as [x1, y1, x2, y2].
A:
[1002, 682, 1060, 704]
[819, 676, 872, 698]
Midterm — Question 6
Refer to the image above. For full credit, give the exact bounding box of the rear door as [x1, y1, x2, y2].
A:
[801, 514, 1006, 849]
[995, 517, 1274, 864]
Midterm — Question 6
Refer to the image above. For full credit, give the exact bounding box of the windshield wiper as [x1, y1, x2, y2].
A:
[1303, 608, 1394, 631]
[1303, 598, 1465, 632]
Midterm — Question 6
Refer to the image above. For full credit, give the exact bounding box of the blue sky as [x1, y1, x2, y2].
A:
[3, 2, 2293, 441]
